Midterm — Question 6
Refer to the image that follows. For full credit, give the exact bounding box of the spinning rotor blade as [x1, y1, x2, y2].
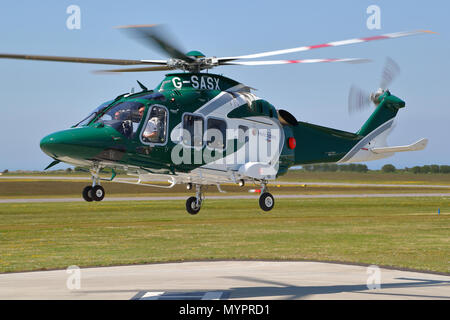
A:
[117, 24, 195, 62]
[348, 85, 371, 115]
[380, 56, 400, 89]
[0, 53, 167, 66]
[221, 58, 371, 66]
[348, 57, 402, 115]
[94, 65, 175, 73]
[218, 30, 435, 61]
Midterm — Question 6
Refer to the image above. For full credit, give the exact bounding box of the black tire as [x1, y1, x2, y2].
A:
[92, 185, 105, 202]
[186, 196, 201, 215]
[259, 192, 275, 211]
[82, 186, 94, 202]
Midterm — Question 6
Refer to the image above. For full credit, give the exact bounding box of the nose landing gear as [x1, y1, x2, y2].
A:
[82, 165, 106, 202]
[82, 186, 94, 202]
[82, 185, 105, 202]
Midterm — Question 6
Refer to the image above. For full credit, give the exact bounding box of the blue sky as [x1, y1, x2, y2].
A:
[0, 0, 448, 170]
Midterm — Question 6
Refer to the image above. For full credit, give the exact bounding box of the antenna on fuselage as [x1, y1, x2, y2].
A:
[137, 80, 148, 91]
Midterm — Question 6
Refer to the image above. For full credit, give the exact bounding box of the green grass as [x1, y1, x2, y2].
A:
[279, 170, 450, 185]
[0, 197, 448, 274]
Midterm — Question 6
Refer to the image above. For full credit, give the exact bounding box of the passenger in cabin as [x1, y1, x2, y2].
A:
[142, 116, 161, 141]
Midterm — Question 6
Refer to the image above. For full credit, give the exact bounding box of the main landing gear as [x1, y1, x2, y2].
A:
[185, 184, 204, 215]
[82, 166, 105, 202]
[258, 183, 275, 212]
[184, 181, 275, 215]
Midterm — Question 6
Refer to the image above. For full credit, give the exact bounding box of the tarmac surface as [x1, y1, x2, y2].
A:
[0, 193, 449, 203]
[0, 261, 448, 300]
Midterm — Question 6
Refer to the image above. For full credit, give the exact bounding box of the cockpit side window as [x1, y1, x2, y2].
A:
[95, 101, 144, 139]
[141, 105, 168, 145]
[74, 100, 113, 127]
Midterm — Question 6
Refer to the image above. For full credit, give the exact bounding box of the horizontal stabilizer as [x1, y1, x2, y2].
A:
[371, 138, 428, 154]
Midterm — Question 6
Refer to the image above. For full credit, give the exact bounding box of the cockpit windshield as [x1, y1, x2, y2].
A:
[74, 100, 113, 127]
[94, 101, 145, 139]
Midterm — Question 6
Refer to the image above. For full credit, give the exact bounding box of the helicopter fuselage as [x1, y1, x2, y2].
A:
[40, 72, 408, 186]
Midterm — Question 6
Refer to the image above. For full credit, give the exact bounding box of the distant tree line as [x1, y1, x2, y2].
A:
[302, 163, 368, 172]
[73, 166, 127, 174]
[381, 164, 450, 174]
[300, 164, 450, 174]
[2, 164, 449, 175]
[403, 165, 450, 174]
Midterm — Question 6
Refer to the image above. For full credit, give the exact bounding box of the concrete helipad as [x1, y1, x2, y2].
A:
[0, 261, 448, 300]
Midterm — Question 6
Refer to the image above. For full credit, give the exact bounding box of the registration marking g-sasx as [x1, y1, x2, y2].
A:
[172, 75, 221, 90]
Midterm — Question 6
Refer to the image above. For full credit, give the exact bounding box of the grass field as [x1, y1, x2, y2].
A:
[0, 197, 448, 274]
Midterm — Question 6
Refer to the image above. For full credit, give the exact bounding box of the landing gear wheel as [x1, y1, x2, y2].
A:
[259, 192, 275, 211]
[92, 185, 105, 202]
[186, 196, 201, 215]
[82, 186, 94, 202]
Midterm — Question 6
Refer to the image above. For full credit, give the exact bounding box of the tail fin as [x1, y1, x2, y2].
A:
[357, 91, 405, 136]
[338, 92, 428, 163]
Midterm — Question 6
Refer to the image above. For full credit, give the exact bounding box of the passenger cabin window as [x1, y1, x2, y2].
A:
[183, 114, 204, 148]
[238, 125, 249, 143]
[206, 118, 226, 150]
[141, 105, 168, 144]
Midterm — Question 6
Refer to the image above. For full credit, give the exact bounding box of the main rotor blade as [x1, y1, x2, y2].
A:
[94, 65, 175, 73]
[0, 53, 167, 66]
[218, 30, 436, 61]
[221, 58, 370, 66]
[380, 56, 400, 89]
[117, 24, 195, 63]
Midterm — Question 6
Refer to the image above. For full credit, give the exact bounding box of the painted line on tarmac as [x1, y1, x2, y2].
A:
[132, 290, 228, 300]
[0, 193, 449, 203]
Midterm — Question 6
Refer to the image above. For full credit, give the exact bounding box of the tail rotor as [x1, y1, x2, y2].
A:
[348, 57, 401, 115]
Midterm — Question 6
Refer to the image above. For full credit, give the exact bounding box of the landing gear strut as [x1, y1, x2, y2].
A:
[82, 165, 105, 202]
[258, 182, 274, 211]
[185, 184, 204, 215]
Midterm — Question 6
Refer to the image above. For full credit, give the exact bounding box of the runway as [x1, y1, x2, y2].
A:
[0, 261, 448, 300]
[0, 193, 449, 203]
